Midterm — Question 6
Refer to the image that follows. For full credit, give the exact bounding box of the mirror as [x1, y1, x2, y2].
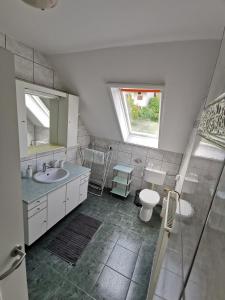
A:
[26, 93, 50, 147]
[25, 90, 63, 155]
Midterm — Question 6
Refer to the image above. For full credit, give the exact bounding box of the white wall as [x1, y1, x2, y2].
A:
[49, 40, 220, 153]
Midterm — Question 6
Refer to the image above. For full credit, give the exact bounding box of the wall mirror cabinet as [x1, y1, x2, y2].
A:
[16, 80, 79, 158]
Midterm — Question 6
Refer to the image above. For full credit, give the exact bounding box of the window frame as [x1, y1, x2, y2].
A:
[109, 83, 164, 148]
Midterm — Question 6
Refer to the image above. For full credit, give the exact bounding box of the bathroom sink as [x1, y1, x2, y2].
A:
[33, 168, 70, 183]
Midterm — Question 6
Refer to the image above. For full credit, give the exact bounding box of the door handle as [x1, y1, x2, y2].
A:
[0, 245, 26, 280]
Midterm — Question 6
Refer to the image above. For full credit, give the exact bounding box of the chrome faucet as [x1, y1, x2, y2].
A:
[42, 163, 50, 172]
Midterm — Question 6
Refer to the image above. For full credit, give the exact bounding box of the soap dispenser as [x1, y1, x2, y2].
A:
[26, 165, 33, 178]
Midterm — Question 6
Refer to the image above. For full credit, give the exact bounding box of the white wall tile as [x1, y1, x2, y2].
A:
[20, 158, 36, 177]
[0, 32, 5, 48]
[118, 142, 133, 153]
[15, 55, 33, 81]
[163, 151, 183, 164]
[131, 153, 146, 166]
[67, 147, 77, 162]
[36, 153, 54, 171]
[133, 166, 144, 178]
[148, 148, 164, 160]
[53, 149, 67, 161]
[34, 63, 54, 87]
[146, 158, 162, 169]
[161, 161, 180, 175]
[117, 151, 132, 164]
[6, 35, 33, 60]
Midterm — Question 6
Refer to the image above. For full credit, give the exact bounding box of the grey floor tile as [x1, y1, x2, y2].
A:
[66, 256, 105, 293]
[26, 192, 161, 300]
[132, 242, 155, 287]
[117, 230, 142, 253]
[106, 245, 138, 278]
[27, 265, 62, 300]
[94, 223, 122, 243]
[48, 280, 93, 300]
[92, 266, 130, 300]
[82, 240, 115, 264]
[155, 268, 183, 300]
[126, 281, 148, 300]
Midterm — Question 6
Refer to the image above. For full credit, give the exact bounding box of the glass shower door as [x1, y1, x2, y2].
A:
[183, 160, 225, 300]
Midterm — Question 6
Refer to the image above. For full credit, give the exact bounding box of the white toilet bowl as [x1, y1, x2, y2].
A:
[139, 189, 160, 222]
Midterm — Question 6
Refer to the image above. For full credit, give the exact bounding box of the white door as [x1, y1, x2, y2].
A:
[66, 178, 80, 214]
[47, 186, 66, 230]
[0, 48, 28, 299]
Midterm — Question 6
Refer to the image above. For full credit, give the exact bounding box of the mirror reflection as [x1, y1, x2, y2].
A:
[25, 90, 61, 155]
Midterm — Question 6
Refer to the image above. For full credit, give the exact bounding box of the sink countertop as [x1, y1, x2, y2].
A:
[21, 162, 90, 204]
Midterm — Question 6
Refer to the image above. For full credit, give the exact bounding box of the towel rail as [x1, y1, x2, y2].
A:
[146, 190, 179, 300]
[79, 144, 112, 196]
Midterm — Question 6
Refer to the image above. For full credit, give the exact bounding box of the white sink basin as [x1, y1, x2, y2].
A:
[33, 168, 70, 183]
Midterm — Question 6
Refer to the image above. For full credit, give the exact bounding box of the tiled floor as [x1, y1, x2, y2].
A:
[26, 190, 161, 300]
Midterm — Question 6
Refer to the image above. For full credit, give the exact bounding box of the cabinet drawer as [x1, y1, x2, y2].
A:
[80, 173, 89, 184]
[26, 196, 47, 211]
[28, 202, 47, 218]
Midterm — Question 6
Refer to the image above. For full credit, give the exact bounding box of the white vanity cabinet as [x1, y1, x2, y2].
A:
[47, 185, 66, 230]
[23, 170, 90, 245]
[66, 177, 80, 214]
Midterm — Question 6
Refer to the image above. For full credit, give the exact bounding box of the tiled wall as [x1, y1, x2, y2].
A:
[88, 136, 183, 196]
[0, 31, 90, 168]
[20, 146, 77, 177]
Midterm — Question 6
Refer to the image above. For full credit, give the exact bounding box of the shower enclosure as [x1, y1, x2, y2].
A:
[147, 31, 225, 300]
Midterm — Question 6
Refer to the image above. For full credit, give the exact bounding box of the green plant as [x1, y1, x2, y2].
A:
[126, 94, 160, 122]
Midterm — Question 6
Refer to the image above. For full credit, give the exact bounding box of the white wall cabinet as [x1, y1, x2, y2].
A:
[47, 185, 66, 230]
[15, 80, 79, 158]
[16, 80, 28, 158]
[58, 94, 79, 148]
[23, 171, 90, 245]
[66, 177, 80, 214]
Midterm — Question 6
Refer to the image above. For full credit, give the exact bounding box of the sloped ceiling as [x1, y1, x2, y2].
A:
[49, 40, 220, 153]
[0, 0, 224, 53]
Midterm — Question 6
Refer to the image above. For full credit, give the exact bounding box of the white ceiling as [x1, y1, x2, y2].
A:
[0, 0, 224, 54]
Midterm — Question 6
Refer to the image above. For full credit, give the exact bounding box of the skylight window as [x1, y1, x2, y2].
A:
[110, 85, 163, 148]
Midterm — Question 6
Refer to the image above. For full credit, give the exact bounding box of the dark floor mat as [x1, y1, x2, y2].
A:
[47, 213, 102, 265]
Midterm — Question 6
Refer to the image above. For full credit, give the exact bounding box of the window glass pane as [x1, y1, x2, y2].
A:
[121, 89, 161, 136]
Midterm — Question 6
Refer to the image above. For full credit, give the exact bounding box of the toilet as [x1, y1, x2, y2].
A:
[139, 167, 166, 222]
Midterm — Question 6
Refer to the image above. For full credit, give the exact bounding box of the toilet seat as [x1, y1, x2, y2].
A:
[139, 189, 160, 206]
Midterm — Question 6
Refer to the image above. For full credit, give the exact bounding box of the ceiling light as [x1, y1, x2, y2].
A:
[21, 0, 58, 10]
